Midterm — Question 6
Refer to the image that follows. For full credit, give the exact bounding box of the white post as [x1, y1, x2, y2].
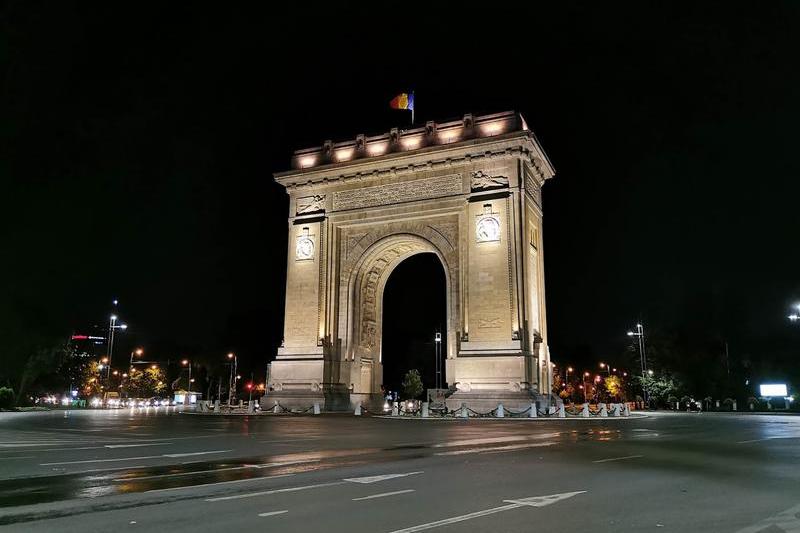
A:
[733, 400, 738, 411]
[460, 403, 468, 418]
[422, 402, 429, 418]
[313, 403, 321, 415]
[247, 401, 255, 413]
[581, 403, 590, 417]
[496, 404, 505, 418]
[529, 402, 537, 418]
[213, 399, 220, 411]
[623, 403, 631, 416]
[273, 401, 280, 414]
[600, 403, 608, 417]
[392, 402, 399, 416]
[354, 404, 362, 416]
[558, 404, 565, 418]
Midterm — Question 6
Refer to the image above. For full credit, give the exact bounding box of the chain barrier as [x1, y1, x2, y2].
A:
[504, 405, 532, 417]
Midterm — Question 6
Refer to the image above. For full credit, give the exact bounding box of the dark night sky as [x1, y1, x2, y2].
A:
[2, 1, 800, 387]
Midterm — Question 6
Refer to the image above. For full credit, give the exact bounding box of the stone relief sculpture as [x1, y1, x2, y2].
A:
[296, 194, 326, 215]
[470, 170, 509, 191]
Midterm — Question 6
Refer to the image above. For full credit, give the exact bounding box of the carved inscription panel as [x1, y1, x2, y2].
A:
[332, 174, 462, 211]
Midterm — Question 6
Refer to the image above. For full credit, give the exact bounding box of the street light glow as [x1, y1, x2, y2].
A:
[110, 315, 117, 321]
[151, 365, 158, 370]
[182, 359, 189, 365]
[227, 352, 234, 359]
[135, 348, 143, 356]
[599, 362, 606, 368]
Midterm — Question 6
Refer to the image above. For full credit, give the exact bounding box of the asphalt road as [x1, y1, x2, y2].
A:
[0, 408, 798, 532]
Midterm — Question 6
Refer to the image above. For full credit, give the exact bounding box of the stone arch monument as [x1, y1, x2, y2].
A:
[270, 111, 555, 410]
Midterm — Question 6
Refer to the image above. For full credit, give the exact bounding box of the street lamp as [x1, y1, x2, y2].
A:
[627, 323, 648, 377]
[434, 331, 443, 390]
[789, 304, 800, 322]
[106, 314, 128, 380]
[182, 359, 192, 393]
[227, 352, 238, 405]
[599, 362, 611, 376]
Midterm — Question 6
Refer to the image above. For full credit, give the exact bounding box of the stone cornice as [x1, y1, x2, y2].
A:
[276, 133, 554, 193]
[274, 111, 555, 192]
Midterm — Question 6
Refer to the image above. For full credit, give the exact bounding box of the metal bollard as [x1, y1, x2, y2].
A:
[558, 404, 565, 418]
[581, 403, 590, 418]
[354, 404, 362, 416]
[733, 400, 738, 411]
[213, 399, 220, 411]
[247, 401, 255, 413]
[273, 401, 280, 414]
[392, 402, 399, 417]
[600, 403, 608, 417]
[421, 402, 429, 418]
[529, 402, 537, 418]
[313, 403, 321, 415]
[496, 404, 505, 418]
[460, 403, 468, 418]
[623, 403, 631, 416]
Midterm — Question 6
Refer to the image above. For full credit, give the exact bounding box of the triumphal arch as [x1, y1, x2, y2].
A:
[270, 111, 555, 410]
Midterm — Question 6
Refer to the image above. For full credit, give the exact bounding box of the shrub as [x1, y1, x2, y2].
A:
[401, 369, 423, 400]
[0, 387, 14, 409]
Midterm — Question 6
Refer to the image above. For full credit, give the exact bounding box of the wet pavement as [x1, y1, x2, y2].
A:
[0, 408, 798, 531]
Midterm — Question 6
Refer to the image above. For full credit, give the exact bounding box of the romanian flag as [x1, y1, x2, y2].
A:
[389, 92, 414, 111]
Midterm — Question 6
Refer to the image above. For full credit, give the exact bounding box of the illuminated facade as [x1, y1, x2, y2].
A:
[271, 111, 555, 410]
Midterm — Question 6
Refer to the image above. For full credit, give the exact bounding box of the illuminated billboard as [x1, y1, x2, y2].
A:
[759, 384, 788, 397]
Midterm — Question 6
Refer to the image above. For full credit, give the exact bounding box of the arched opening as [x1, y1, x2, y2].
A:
[380, 253, 447, 398]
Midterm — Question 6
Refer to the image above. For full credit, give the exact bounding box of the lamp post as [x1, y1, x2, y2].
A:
[627, 323, 649, 406]
[227, 352, 237, 405]
[182, 359, 192, 393]
[106, 314, 128, 380]
[789, 303, 800, 322]
[434, 331, 442, 390]
[599, 362, 611, 376]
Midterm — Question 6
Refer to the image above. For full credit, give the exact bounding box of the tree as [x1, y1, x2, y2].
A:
[637, 373, 681, 407]
[604, 375, 623, 400]
[402, 369, 423, 399]
[124, 367, 167, 398]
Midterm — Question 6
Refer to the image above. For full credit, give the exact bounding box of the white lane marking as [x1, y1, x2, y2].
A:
[0, 455, 34, 460]
[736, 436, 799, 444]
[146, 473, 294, 493]
[65, 465, 148, 475]
[592, 455, 644, 463]
[258, 510, 288, 518]
[503, 491, 587, 507]
[432, 434, 560, 448]
[163, 450, 231, 458]
[734, 503, 800, 533]
[105, 442, 173, 449]
[344, 471, 423, 484]
[113, 460, 317, 481]
[41, 455, 163, 465]
[40, 449, 231, 465]
[389, 491, 585, 533]
[353, 489, 415, 501]
[207, 481, 344, 502]
[435, 442, 555, 456]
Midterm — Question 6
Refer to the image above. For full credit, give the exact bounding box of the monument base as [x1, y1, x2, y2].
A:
[445, 390, 556, 412]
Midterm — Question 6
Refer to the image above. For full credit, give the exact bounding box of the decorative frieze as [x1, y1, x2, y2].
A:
[332, 174, 462, 211]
